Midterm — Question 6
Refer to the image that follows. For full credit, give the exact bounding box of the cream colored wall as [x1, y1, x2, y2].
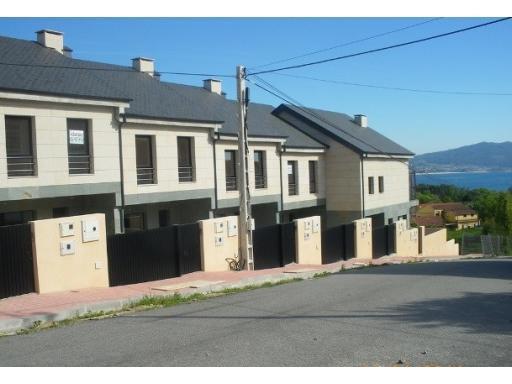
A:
[325, 143, 363, 212]
[199, 215, 239, 272]
[0, 99, 120, 189]
[294, 216, 322, 264]
[31, 213, 109, 294]
[394, 219, 419, 257]
[419, 226, 459, 257]
[122, 123, 214, 197]
[363, 157, 410, 211]
[353, 217, 372, 259]
[281, 151, 326, 205]
[215, 140, 282, 202]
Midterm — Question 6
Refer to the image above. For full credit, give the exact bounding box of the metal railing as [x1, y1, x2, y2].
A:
[178, 166, 194, 182]
[68, 154, 92, 174]
[288, 183, 298, 196]
[226, 176, 238, 191]
[255, 174, 266, 189]
[7, 156, 36, 177]
[137, 167, 155, 185]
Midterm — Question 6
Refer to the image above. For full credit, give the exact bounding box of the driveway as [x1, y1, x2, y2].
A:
[0, 259, 510, 366]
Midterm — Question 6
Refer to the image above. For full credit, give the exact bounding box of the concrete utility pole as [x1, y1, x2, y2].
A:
[236, 65, 254, 271]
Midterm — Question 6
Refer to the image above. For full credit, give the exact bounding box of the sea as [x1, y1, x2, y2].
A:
[416, 171, 512, 191]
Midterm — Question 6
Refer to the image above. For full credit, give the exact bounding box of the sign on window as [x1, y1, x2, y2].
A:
[69, 130, 84, 145]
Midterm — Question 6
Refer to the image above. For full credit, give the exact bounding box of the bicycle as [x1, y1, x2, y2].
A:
[225, 255, 246, 271]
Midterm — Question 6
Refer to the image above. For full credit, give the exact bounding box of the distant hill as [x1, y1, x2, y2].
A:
[412, 142, 512, 173]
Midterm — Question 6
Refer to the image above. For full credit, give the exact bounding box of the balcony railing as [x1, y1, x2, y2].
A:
[69, 154, 92, 174]
[255, 174, 266, 189]
[7, 156, 36, 177]
[288, 183, 298, 196]
[178, 166, 194, 182]
[226, 176, 238, 191]
[137, 167, 155, 185]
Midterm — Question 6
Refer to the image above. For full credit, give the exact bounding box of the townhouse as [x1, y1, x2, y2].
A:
[0, 29, 416, 233]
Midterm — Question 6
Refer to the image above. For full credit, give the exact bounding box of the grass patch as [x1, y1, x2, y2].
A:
[6, 277, 304, 337]
[313, 271, 331, 278]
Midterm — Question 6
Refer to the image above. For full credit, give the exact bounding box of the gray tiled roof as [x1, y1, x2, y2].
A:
[0, 34, 325, 149]
[274, 104, 414, 156]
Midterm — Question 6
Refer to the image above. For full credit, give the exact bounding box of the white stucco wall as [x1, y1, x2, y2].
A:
[363, 157, 410, 211]
[0, 99, 120, 189]
[122, 123, 215, 198]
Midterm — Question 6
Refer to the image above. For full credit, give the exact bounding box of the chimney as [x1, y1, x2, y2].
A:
[132, 57, 155, 76]
[354, 114, 368, 128]
[36, 29, 64, 54]
[203, 79, 222, 95]
[153, 72, 161, 81]
[63, 46, 73, 58]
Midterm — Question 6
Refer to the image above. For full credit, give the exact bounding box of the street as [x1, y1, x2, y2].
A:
[0, 259, 511, 366]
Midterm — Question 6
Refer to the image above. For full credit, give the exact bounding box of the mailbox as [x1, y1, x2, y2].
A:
[81, 218, 100, 242]
[215, 235, 225, 246]
[214, 221, 225, 234]
[60, 240, 75, 256]
[227, 218, 238, 237]
[312, 217, 320, 233]
[59, 222, 75, 237]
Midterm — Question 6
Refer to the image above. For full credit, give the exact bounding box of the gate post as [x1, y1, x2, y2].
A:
[353, 218, 373, 259]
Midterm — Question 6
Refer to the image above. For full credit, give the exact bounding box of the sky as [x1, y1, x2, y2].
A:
[0, 17, 510, 154]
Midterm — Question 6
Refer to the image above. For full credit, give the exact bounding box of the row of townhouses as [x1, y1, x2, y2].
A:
[0, 29, 418, 234]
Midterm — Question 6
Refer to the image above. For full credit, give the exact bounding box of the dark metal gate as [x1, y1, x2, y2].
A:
[253, 224, 283, 270]
[321, 224, 345, 264]
[280, 222, 296, 265]
[372, 225, 389, 259]
[176, 223, 202, 275]
[107, 226, 180, 286]
[344, 223, 355, 260]
[0, 224, 35, 299]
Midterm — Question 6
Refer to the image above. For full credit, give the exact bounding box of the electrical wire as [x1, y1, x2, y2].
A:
[249, 17, 443, 70]
[267, 72, 512, 96]
[0, 61, 235, 78]
[248, 18, 512, 76]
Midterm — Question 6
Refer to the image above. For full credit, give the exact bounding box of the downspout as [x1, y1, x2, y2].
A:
[279, 144, 284, 222]
[116, 109, 127, 233]
[212, 130, 219, 212]
[360, 154, 365, 219]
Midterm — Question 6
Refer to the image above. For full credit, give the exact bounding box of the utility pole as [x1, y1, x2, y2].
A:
[236, 65, 254, 271]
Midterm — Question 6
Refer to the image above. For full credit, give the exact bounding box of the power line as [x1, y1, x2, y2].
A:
[249, 75, 399, 159]
[249, 17, 443, 70]
[267, 72, 512, 96]
[0, 61, 235, 78]
[248, 18, 512, 76]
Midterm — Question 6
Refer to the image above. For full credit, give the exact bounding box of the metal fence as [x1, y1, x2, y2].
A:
[253, 222, 296, 270]
[321, 223, 356, 264]
[460, 234, 512, 256]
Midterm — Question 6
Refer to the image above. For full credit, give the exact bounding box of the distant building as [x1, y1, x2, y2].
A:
[412, 202, 479, 230]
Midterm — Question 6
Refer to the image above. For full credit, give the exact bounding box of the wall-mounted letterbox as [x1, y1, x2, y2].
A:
[60, 240, 75, 256]
[215, 235, 225, 246]
[304, 232, 311, 241]
[312, 217, 320, 233]
[59, 222, 74, 237]
[81, 218, 100, 242]
[227, 219, 238, 237]
[304, 219, 312, 231]
[215, 221, 225, 234]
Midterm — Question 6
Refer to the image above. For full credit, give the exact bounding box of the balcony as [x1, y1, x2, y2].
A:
[288, 183, 298, 196]
[68, 154, 92, 174]
[178, 166, 194, 182]
[226, 176, 238, 191]
[255, 174, 266, 189]
[137, 167, 155, 185]
[7, 155, 36, 177]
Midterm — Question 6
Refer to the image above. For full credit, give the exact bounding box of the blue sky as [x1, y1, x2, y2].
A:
[0, 17, 510, 154]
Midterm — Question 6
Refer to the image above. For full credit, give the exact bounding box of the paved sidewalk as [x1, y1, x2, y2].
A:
[0, 254, 479, 333]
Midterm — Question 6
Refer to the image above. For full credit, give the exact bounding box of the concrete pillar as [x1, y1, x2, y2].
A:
[353, 217, 372, 259]
[294, 216, 322, 265]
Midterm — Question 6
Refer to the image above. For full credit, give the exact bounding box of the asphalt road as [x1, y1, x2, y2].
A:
[1, 259, 511, 366]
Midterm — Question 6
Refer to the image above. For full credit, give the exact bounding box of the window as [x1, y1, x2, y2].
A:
[254, 150, 266, 189]
[124, 213, 145, 232]
[309, 160, 317, 193]
[52, 207, 69, 218]
[177, 137, 194, 182]
[158, 209, 169, 227]
[225, 150, 237, 191]
[5, 116, 35, 177]
[288, 161, 298, 196]
[0, 210, 35, 226]
[67, 119, 92, 174]
[368, 177, 374, 195]
[378, 176, 384, 193]
[135, 135, 155, 185]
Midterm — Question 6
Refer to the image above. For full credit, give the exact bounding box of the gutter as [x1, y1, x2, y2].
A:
[279, 144, 284, 219]
[360, 154, 365, 219]
[116, 109, 127, 233]
[211, 130, 219, 212]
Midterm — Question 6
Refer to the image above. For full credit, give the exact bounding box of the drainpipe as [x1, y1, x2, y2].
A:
[279, 144, 284, 223]
[211, 130, 219, 212]
[360, 154, 365, 219]
[115, 109, 127, 233]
